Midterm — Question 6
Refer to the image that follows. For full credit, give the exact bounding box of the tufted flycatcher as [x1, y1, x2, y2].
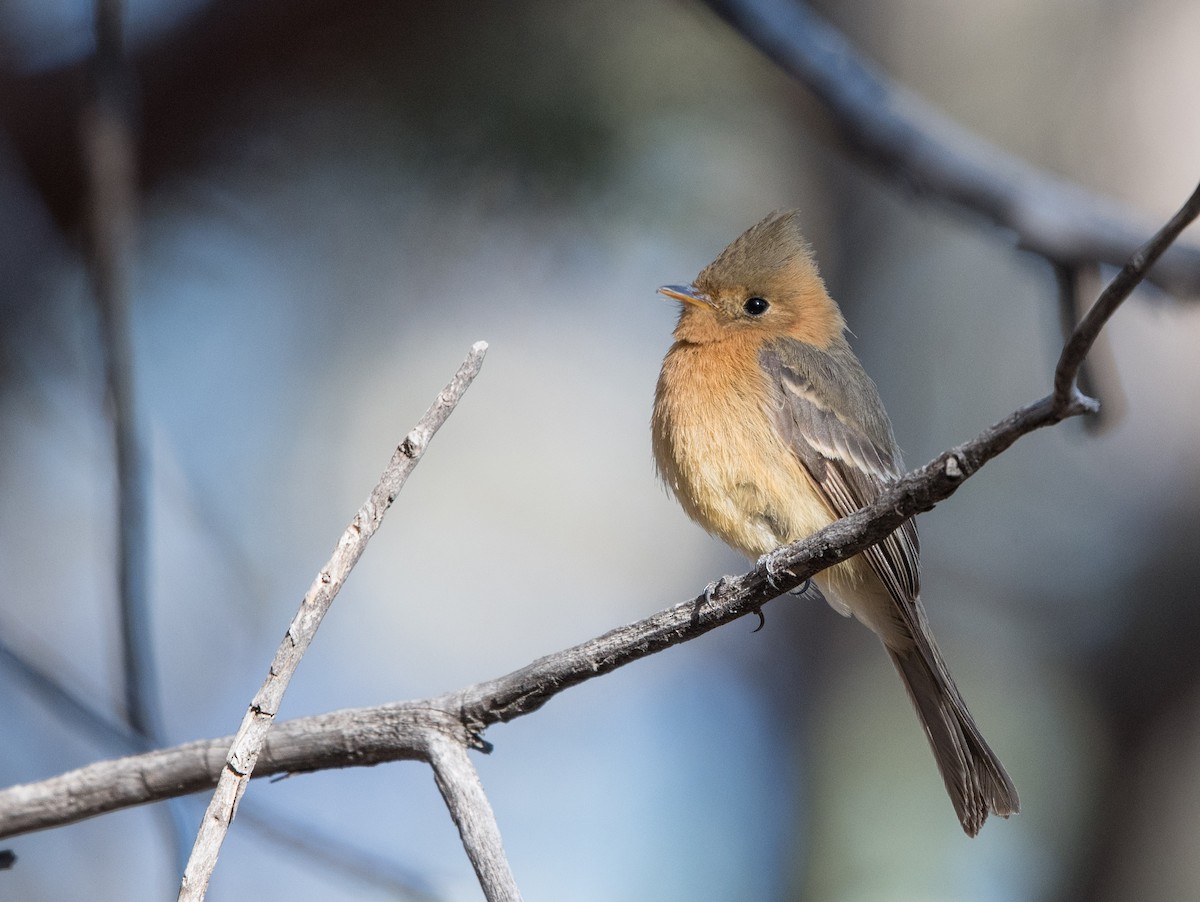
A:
[651, 210, 1018, 835]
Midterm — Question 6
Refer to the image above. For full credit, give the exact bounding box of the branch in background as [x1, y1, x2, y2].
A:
[176, 342, 488, 902]
[82, 0, 194, 874]
[0, 631, 140, 754]
[83, 0, 155, 758]
[236, 808, 444, 901]
[3, 178, 1196, 846]
[701, 0, 1200, 297]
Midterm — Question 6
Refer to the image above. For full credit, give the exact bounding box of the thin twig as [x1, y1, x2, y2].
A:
[1052, 263, 1096, 403]
[176, 342, 488, 902]
[1052, 261, 1127, 433]
[426, 733, 523, 902]
[701, 0, 1200, 296]
[1053, 181, 1200, 407]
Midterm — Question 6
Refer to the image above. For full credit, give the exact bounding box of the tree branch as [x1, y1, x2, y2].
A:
[176, 342, 488, 902]
[701, 0, 1200, 296]
[1052, 263, 1101, 422]
[1053, 184, 1200, 404]
[426, 733, 523, 902]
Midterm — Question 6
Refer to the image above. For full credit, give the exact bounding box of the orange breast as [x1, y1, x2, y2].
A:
[651, 335, 839, 559]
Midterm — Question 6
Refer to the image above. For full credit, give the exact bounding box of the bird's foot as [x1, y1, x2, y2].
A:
[756, 549, 795, 593]
[703, 575, 733, 602]
[702, 575, 764, 631]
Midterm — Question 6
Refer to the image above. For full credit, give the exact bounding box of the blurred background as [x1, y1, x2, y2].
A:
[2, 0, 1199, 899]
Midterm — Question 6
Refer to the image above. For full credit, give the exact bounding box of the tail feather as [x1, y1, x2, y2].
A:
[888, 644, 1019, 836]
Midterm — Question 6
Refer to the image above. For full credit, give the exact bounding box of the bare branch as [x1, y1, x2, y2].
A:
[176, 342, 488, 902]
[701, 0, 1200, 296]
[426, 733, 523, 902]
[0, 706, 446, 838]
[1053, 181, 1200, 406]
[1051, 263, 1099, 414]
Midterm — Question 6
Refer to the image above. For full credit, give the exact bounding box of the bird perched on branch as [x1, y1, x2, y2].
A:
[651, 210, 1019, 835]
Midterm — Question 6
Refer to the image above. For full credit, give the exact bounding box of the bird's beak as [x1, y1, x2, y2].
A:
[658, 284, 713, 308]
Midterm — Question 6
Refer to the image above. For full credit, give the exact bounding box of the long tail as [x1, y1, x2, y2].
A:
[888, 641, 1020, 836]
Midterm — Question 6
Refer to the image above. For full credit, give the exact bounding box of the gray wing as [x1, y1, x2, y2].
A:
[762, 341, 1020, 835]
[759, 337, 920, 603]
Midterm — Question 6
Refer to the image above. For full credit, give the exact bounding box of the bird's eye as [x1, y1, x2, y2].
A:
[743, 296, 769, 316]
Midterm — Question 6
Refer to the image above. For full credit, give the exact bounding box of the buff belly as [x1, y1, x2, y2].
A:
[652, 344, 880, 623]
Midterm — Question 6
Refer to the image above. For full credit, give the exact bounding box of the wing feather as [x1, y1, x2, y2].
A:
[760, 339, 920, 603]
[760, 339, 1019, 833]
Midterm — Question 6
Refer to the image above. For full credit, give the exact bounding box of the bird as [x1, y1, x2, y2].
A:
[650, 210, 1019, 835]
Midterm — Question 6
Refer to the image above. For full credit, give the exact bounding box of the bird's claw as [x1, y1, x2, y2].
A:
[751, 608, 766, 632]
[790, 579, 827, 607]
[703, 575, 732, 602]
[756, 549, 795, 593]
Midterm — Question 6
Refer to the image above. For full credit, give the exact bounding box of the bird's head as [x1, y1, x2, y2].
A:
[659, 210, 845, 347]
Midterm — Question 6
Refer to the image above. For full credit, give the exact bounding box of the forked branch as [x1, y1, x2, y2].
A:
[176, 342, 488, 902]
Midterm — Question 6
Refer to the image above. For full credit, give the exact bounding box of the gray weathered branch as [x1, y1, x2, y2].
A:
[176, 342, 488, 902]
[427, 732, 523, 902]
